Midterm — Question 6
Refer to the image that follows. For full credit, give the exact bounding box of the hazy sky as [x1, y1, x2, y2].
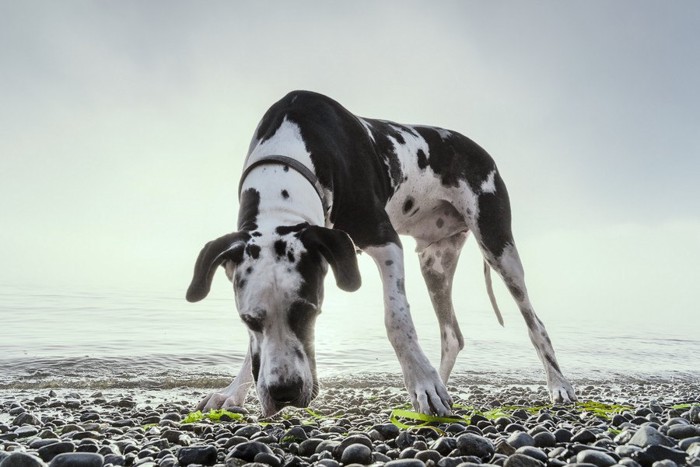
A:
[1, 1, 698, 330]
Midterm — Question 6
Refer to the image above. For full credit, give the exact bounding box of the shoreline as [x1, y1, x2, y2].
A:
[1, 380, 699, 466]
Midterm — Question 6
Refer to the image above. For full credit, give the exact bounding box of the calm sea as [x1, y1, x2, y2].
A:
[0, 285, 697, 390]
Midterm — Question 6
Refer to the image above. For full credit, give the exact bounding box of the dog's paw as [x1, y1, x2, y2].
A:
[196, 392, 247, 412]
[549, 379, 577, 404]
[406, 368, 453, 416]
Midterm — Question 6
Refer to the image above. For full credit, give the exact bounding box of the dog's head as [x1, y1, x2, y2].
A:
[186, 222, 360, 416]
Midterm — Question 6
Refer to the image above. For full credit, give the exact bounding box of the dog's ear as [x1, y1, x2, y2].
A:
[301, 226, 361, 292]
[186, 232, 250, 302]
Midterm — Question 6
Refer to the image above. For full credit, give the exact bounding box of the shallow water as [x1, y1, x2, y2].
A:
[1, 285, 697, 389]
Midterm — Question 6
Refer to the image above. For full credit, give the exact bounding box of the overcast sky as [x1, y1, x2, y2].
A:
[1, 1, 698, 330]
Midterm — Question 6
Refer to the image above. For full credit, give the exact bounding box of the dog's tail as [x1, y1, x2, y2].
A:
[484, 261, 504, 327]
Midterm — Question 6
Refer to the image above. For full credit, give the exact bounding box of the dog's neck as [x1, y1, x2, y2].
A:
[238, 165, 326, 232]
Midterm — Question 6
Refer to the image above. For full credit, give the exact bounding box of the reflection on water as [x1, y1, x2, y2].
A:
[0, 285, 698, 388]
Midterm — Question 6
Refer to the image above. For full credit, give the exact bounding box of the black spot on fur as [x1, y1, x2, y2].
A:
[237, 188, 260, 231]
[287, 251, 295, 262]
[436, 218, 444, 228]
[274, 240, 287, 257]
[424, 256, 434, 268]
[281, 189, 289, 199]
[396, 278, 405, 295]
[545, 354, 562, 374]
[276, 222, 309, 236]
[417, 149, 428, 169]
[288, 300, 318, 369]
[414, 126, 497, 191]
[245, 244, 261, 259]
[477, 173, 513, 258]
[402, 197, 414, 214]
[251, 352, 260, 382]
[283, 165, 289, 172]
[385, 260, 394, 266]
[251, 231, 262, 237]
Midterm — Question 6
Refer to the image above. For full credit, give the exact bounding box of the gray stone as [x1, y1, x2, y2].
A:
[48, 453, 103, 467]
[384, 460, 426, 467]
[679, 437, 700, 450]
[628, 426, 675, 448]
[340, 443, 372, 465]
[226, 441, 273, 463]
[12, 413, 41, 427]
[503, 453, 545, 467]
[687, 442, 700, 457]
[667, 425, 698, 439]
[572, 429, 598, 444]
[532, 431, 556, 448]
[651, 461, 677, 467]
[642, 445, 687, 465]
[0, 452, 48, 467]
[414, 449, 441, 464]
[515, 446, 548, 463]
[178, 445, 218, 466]
[38, 442, 76, 462]
[507, 432, 536, 449]
[576, 449, 617, 467]
[456, 432, 495, 459]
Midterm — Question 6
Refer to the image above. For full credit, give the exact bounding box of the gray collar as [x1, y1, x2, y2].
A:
[238, 155, 330, 214]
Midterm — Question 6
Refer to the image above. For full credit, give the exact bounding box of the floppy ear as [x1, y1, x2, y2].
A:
[186, 232, 250, 302]
[301, 226, 361, 292]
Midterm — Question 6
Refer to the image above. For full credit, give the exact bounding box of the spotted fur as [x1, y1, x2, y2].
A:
[188, 90, 576, 416]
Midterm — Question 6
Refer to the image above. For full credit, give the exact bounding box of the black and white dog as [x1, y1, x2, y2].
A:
[187, 91, 576, 417]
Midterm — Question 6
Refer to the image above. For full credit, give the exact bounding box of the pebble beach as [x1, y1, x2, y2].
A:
[1, 376, 699, 467]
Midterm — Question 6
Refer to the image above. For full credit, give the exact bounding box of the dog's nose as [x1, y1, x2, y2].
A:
[268, 379, 303, 404]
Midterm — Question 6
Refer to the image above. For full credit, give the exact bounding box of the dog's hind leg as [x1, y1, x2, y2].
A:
[416, 231, 468, 383]
[468, 171, 576, 403]
[197, 348, 254, 411]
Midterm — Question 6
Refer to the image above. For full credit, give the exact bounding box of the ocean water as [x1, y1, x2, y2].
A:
[0, 285, 697, 391]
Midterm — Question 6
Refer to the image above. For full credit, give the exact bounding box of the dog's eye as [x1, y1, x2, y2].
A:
[241, 314, 264, 333]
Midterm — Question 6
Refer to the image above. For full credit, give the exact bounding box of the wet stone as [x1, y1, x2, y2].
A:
[227, 441, 274, 462]
[177, 445, 218, 466]
[340, 443, 372, 465]
[628, 426, 676, 448]
[507, 432, 536, 449]
[515, 446, 548, 463]
[48, 453, 104, 467]
[503, 452, 545, 467]
[667, 425, 697, 439]
[576, 449, 618, 467]
[0, 452, 48, 467]
[456, 432, 495, 459]
[38, 441, 76, 462]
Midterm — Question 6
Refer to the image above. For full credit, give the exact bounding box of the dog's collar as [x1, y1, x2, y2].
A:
[238, 155, 330, 214]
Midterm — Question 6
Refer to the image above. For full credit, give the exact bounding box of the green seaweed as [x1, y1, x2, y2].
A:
[182, 409, 245, 424]
[388, 400, 635, 430]
[671, 403, 698, 410]
[575, 401, 632, 419]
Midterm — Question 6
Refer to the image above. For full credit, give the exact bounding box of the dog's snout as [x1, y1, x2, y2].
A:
[268, 379, 303, 404]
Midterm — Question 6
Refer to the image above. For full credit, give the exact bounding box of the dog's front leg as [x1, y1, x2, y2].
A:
[365, 242, 452, 416]
[197, 347, 254, 412]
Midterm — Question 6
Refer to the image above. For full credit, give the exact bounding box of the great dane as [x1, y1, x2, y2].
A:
[187, 90, 576, 417]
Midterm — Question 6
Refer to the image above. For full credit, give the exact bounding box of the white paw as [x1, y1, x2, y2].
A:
[549, 379, 577, 404]
[405, 367, 453, 416]
[196, 392, 246, 412]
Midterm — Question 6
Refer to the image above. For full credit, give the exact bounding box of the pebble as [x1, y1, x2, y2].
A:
[177, 445, 217, 466]
[456, 432, 495, 459]
[577, 449, 618, 467]
[0, 384, 697, 467]
[47, 453, 103, 467]
[340, 443, 372, 464]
